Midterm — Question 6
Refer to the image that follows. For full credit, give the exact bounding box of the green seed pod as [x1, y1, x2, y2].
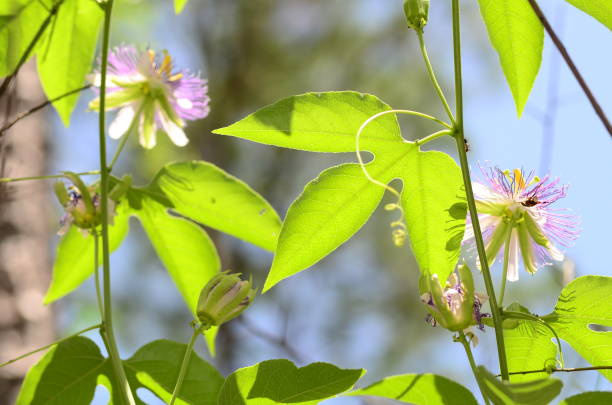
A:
[403, 0, 429, 31]
[196, 271, 257, 327]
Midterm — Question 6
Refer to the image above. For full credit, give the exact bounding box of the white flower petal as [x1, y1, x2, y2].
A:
[109, 106, 136, 139]
[177, 98, 193, 109]
[507, 230, 520, 282]
[159, 111, 189, 147]
[548, 244, 564, 262]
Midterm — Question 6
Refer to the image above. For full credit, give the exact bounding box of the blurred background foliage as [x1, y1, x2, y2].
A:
[1, 0, 610, 404]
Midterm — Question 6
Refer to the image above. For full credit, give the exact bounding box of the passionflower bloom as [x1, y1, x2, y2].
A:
[89, 45, 210, 149]
[420, 264, 489, 333]
[464, 167, 579, 281]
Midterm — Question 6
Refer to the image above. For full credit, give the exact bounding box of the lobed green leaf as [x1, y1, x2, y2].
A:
[45, 199, 130, 304]
[346, 373, 478, 405]
[564, 0, 612, 30]
[543, 276, 612, 381]
[478, 366, 562, 405]
[217, 359, 364, 404]
[213, 91, 402, 153]
[476, 0, 544, 115]
[264, 163, 385, 292]
[134, 195, 221, 316]
[37, 0, 102, 125]
[149, 161, 281, 252]
[558, 391, 612, 405]
[15, 337, 105, 405]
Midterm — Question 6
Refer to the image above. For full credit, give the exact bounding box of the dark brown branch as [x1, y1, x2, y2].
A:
[526, 0, 612, 136]
[0, 85, 91, 136]
[503, 365, 612, 376]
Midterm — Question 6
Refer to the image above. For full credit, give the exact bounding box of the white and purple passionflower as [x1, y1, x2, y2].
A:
[464, 167, 579, 281]
[89, 45, 210, 149]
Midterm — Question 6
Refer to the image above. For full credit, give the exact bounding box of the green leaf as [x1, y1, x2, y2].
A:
[0, 0, 49, 77]
[543, 276, 612, 381]
[217, 359, 365, 404]
[564, 0, 612, 30]
[503, 304, 558, 382]
[15, 337, 106, 405]
[124, 339, 224, 405]
[212, 91, 401, 153]
[476, 0, 544, 115]
[558, 392, 612, 405]
[217, 92, 465, 291]
[264, 163, 385, 291]
[174, 0, 189, 14]
[134, 195, 221, 315]
[478, 366, 562, 405]
[148, 161, 281, 251]
[346, 373, 478, 405]
[37, 0, 102, 125]
[45, 199, 130, 304]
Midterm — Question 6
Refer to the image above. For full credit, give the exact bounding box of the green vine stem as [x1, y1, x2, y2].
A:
[450, 0, 509, 381]
[416, 29, 456, 125]
[0, 171, 99, 184]
[507, 365, 612, 376]
[97, 1, 136, 404]
[170, 324, 206, 405]
[457, 331, 491, 405]
[0, 324, 101, 368]
[92, 230, 105, 319]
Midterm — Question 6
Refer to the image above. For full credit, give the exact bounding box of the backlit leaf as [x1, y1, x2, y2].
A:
[476, 0, 544, 115]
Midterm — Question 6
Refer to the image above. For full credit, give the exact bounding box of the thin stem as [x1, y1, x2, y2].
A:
[92, 230, 105, 320]
[508, 365, 612, 376]
[97, 2, 136, 404]
[170, 324, 205, 405]
[0, 1, 62, 98]
[458, 331, 490, 405]
[526, 0, 611, 136]
[416, 30, 456, 125]
[0, 170, 99, 184]
[451, 0, 509, 381]
[0, 85, 91, 136]
[0, 324, 101, 368]
[415, 129, 454, 146]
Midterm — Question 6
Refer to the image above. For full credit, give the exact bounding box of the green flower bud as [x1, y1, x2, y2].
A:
[403, 0, 429, 31]
[196, 271, 257, 327]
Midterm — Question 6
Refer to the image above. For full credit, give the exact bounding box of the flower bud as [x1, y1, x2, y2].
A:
[420, 264, 488, 332]
[56, 173, 116, 236]
[196, 271, 257, 327]
[403, 0, 429, 31]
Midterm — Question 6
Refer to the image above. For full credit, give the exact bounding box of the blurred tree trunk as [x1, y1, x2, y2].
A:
[0, 60, 55, 403]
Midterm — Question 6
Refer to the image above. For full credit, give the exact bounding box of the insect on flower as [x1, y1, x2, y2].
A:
[463, 166, 579, 281]
[89, 45, 210, 149]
